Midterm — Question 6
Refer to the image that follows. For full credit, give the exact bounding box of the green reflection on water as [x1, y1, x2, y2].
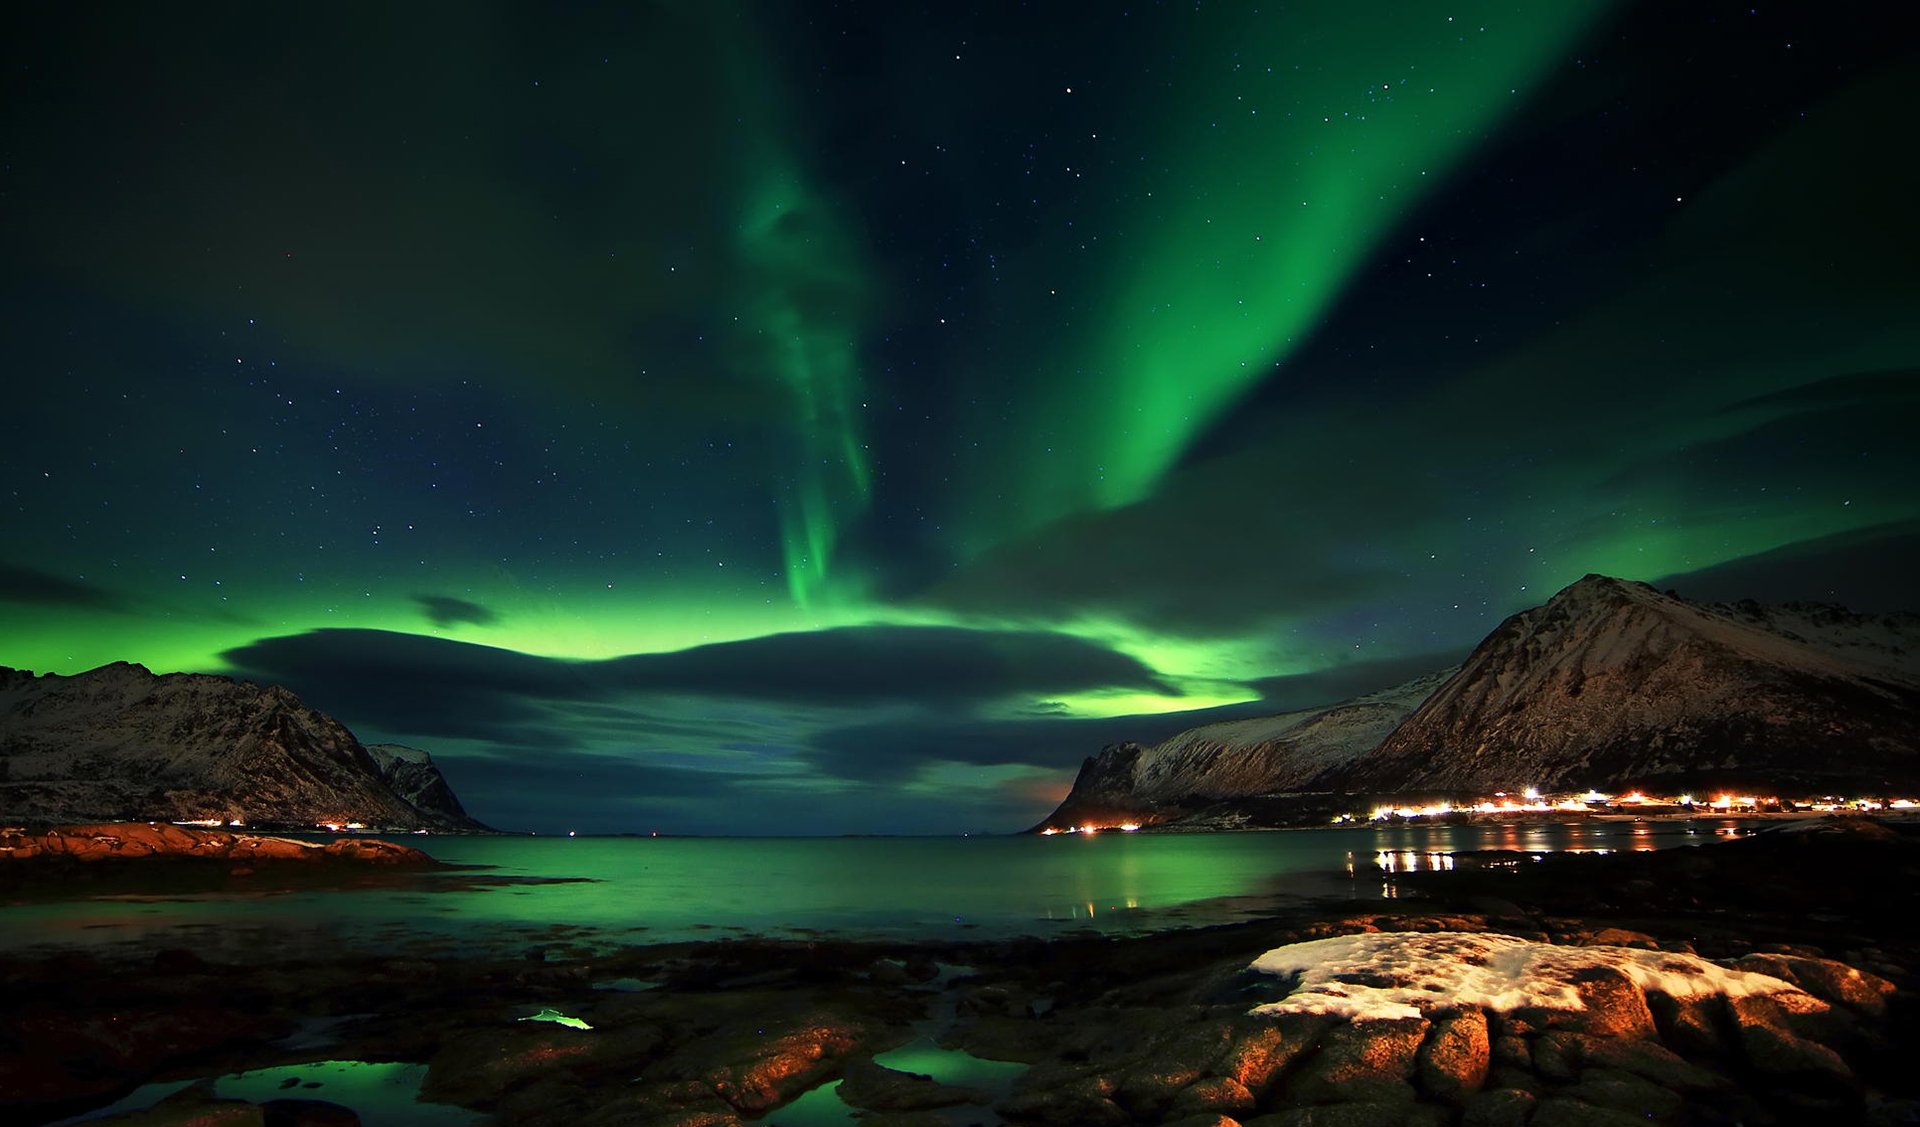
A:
[62, 1059, 478, 1126]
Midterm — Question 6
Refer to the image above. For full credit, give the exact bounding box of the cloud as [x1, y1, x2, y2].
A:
[413, 594, 499, 628]
[1654, 521, 1920, 614]
[0, 562, 131, 612]
[221, 623, 1174, 742]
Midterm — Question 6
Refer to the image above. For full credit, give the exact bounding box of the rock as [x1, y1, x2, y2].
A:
[1566, 967, 1655, 1038]
[1216, 1014, 1332, 1097]
[868, 959, 912, 986]
[1529, 1032, 1579, 1082]
[1528, 1098, 1656, 1127]
[1162, 1116, 1244, 1127]
[86, 1100, 268, 1127]
[1462, 1088, 1537, 1127]
[1415, 1007, 1489, 1104]
[836, 1060, 979, 1111]
[1245, 1103, 1451, 1127]
[423, 1027, 605, 1107]
[259, 1099, 361, 1127]
[1116, 1018, 1242, 1115]
[1283, 1018, 1426, 1105]
[1576, 928, 1660, 949]
[1168, 1076, 1256, 1116]
[995, 1073, 1130, 1127]
[1729, 953, 1898, 1017]
[1558, 1067, 1683, 1120]
[1736, 1021, 1854, 1089]
[1645, 990, 1727, 1057]
[690, 1020, 866, 1113]
[1573, 1036, 1724, 1091]
[1489, 1034, 1530, 1070]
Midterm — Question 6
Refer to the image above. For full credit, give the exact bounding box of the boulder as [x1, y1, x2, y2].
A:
[836, 1060, 980, 1111]
[1283, 1018, 1426, 1105]
[1167, 1076, 1256, 1117]
[259, 1099, 361, 1127]
[1528, 1098, 1657, 1127]
[1565, 967, 1655, 1038]
[1461, 1088, 1537, 1127]
[1415, 1007, 1489, 1103]
[1729, 954, 1897, 1017]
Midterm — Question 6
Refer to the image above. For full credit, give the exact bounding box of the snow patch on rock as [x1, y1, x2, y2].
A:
[1247, 932, 1811, 1022]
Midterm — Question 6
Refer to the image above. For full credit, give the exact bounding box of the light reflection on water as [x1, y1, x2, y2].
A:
[0, 819, 1763, 955]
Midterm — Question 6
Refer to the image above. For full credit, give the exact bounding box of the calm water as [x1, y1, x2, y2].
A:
[0, 819, 1755, 957]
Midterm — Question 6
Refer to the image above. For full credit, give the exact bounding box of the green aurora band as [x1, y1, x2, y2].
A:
[984, 1, 1613, 544]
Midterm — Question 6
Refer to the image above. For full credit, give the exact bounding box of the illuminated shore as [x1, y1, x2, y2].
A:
[3, 819, 1916, 1126]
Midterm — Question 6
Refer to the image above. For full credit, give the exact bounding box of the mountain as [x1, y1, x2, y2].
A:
[1035, 576, 1920, 831]
[1035, 670, 1453, 832]
[1337, 575, 1920, 795]
[0, 662, 488, 831]
[366, 743, 476, 826]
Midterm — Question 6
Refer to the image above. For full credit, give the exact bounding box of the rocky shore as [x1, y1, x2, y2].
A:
[2, 821, 1914, 1127]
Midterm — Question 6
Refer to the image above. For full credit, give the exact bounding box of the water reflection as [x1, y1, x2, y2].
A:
[0, 818, 1772, 954]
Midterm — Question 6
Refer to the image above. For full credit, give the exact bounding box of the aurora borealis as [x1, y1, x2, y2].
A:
[3, 2, 1916, 834]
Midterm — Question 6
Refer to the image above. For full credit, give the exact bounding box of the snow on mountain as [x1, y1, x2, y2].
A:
[1338, 575, 1920, 795]
[0, 662, 487, 831]
[1035, 576, 1920, 831]
[1036, 670, 1453, 831]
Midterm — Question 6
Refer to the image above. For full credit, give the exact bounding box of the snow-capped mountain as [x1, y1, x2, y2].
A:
[366, 743, 477, 827]
[0, 662, 488, 831]
[1036, 575, 1920, 830]
[1036, 670, 1452, 831]
[1338, 575, 1920, 795]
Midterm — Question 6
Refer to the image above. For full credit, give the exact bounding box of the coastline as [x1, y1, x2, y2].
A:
[1, 818, 1913, 1126]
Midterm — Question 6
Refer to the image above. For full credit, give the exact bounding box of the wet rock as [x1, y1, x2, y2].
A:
[1116, 1017, 1241, 1115]
[1415, 1007, 1489, 1104]
[1645, 990, 1727, 1057]
[1483, 1066, 1542, 1096]
[83, 1084, 266, 1127]
[995, 1072, 1130, 1127]
[1577, 928, 1660, 949]
[573, 1085, 742, 1127]
[1167, 1076, 1256, 1117]
[1558, 1067, 1683, 1120]
[1216, 1013, 1332, 1097]
[684, 1020, 866, 1113]
[854, 1113, 952, 1127]
[1529, 1032, 1579, 1082]
[1730, 953, 1897, 1017]
[260, 1099, 361, 1127]
[1566, 967, 1655, 1038]
[1283, 1018, 1426, 1105]
[423, 1027, 604, 1107]
[1461, 1088, 1537, 1127]
[1488, 1034, 1530, 1070]
[837, 1059, 980, 1111]
[1736, 1021, 1854, 1089]
[1528, 1098, 1655, 1127]
[868, 959, 912, 986]
[1573, 1035, 1724, 1091]
[1245, 1102, 1450, 1126]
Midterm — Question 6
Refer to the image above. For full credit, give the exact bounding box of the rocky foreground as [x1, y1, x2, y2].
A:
[2, 822, 1916, 1127]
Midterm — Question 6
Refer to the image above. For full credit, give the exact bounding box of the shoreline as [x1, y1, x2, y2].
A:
[1, 818, 1914, 1126]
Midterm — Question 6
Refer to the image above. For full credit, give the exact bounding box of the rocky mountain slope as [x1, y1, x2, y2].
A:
[366, 743, 476, 826]
[1337, 574, 1920, 795]
[1036, 670, 1453, 831]
[0, 662, 487, 831]
[1037, 576, 1920, 830]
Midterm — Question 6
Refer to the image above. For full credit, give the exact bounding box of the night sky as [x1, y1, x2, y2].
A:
[4, 3, 1916, 834]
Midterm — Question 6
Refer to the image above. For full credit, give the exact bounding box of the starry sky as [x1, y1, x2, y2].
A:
[3, 2, 1916, 834]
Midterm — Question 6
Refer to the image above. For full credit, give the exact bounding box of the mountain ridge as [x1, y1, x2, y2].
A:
[1035, 575, 1920, 831]
[0, 662, 488, 831]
